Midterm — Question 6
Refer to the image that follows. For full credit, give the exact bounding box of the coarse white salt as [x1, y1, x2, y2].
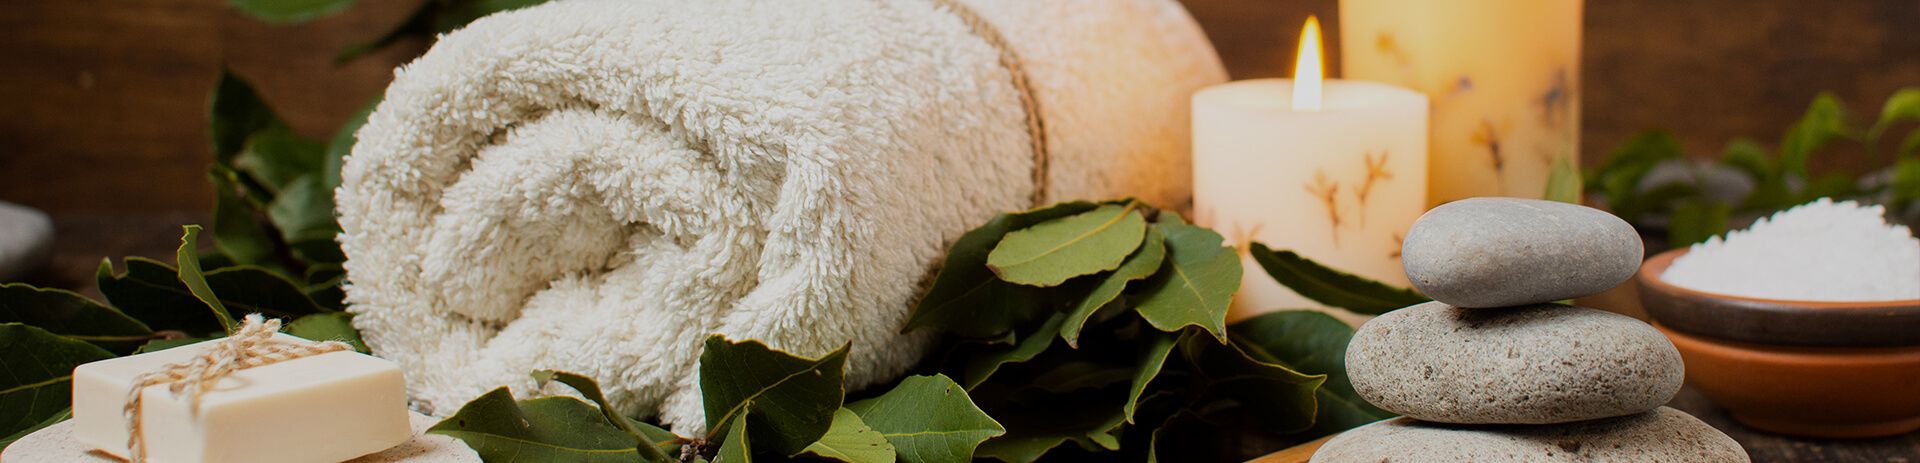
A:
[1662, 198, 1920, 302]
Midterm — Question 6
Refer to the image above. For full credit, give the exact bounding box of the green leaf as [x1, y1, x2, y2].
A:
[1178, 333, 1324, 434]
[1779, 92, 1854, 181]
[535, 371, 678, 462]
[1870, 88, 1920, 148]
[1611, 182, 1701, 226]
[1133, 225, 1240, 340]
[234, 124, 327, 195]
[1591, 129, 1684, 210]
[1061, 227, 1164, 347]
[1154, 210, 1188, 226]
[428, 388, 646, 463]
[284, 312, 368, 354]
[268, 175, 339, 244]
[1543, 152, 1583, 204]
[963, 312, 1065, 390]
[98, 257, 327, 336]
[1124, 330, 1178, 424]
[801, 408, 896, 463]
[716, 409, 752, 463]
[1247, 244, 1428, 315]
[847, 374, 1003, 463]
[228, 0, 360, 24]
[137, 337, 210, 353]
[970, 386, 1126, 463]
[1147, 410, 1207, 463]
[700, 336, 847, 456]
[1230, 311, 1395, 436]
[0, 283, 152, 355]
[208, 166, 283, 271]
[178, 226, 240, 334]
[1891, 159, 1920, 202]
[987, 203, 1147, 287]
[208, 70, 278, 165]
[1668, 200, 1731, 247]
[906, 202, 1100, 338]
[1802, 171, 1859, 203]
[0, 324, 114, 439]
[1, 407, 68, 450]
[1719, 138, 1772, 181]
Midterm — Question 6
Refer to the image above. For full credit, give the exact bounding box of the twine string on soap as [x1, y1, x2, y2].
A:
[927, 0, 1051, 206]
[122, 314, 352, 463]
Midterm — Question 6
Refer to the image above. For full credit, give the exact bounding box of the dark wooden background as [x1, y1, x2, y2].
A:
[2, 1, 1916, 460]
[4, 0, 1918, 216]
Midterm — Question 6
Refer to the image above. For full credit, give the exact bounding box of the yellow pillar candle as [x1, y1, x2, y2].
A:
[1193, 17, 1429, 324]
[1340, 0, 1582, 206]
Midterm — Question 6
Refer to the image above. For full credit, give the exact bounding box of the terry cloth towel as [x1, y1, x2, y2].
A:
[337, 0, 1225, 433]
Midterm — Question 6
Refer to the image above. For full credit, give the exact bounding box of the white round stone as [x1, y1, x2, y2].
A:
[1310, 407, 1750, 462]
[1347, 301, 1684, 424]
[1401, 197, 1642, 308]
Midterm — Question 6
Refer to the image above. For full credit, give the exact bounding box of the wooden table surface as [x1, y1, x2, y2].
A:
[22, 212, 1920, 463]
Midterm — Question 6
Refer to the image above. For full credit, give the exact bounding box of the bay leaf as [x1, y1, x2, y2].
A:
[1061, 226, 1164, 348]
[1133, 225, 1239, 340]
[0, 324, 114, 438]
[1247, 243, 1428, 315]
[905, 202, 1098, 338]
[971, 384, 1126, 463]
[1178, 333, 1323, 434]
[800, 408, 895, 463]
[1124, 330, 1178, 424]
[715, 409, 752, 463]
[846, 374, 1002, 463]
[99, 256, 330, 336]
[428, 388, 645, 463]
[534, 370, 678, 463]
[208, 70, 278, 165]
[1230, 311, 1394, 436]
[962, 312, 1065, 390]
[987, 204, 1145, 287]
[700, 336, 846, 457]
[229, 0, 360, 24]
[0, 283, 152, 355]
[284, 312, 369, 354]
[208, 166, 282, 272]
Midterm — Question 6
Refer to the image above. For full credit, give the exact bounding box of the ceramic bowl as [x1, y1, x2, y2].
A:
[1638, 248, 1920, 438]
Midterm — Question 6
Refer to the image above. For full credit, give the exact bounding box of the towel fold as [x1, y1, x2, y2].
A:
[337, 0, 1224, 433]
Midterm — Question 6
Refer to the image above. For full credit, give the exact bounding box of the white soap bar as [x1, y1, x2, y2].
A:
[71, 333, 411, 463]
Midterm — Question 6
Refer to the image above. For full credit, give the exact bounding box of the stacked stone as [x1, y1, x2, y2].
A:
[1311, 198, 1750, 462]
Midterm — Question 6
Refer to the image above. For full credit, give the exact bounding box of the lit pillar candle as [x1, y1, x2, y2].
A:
[1341, 0, 1582, 206]
[1192, 17, 1429, 325]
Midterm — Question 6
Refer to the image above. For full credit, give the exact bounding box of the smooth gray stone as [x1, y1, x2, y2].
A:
[1310, 407, 1750, 463]
[1348, 302, 1683, 424]
[0, 201, 54, 282]
[1401, 197, 1642, 308]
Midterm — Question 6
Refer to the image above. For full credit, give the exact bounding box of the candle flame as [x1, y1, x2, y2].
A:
[1292, 16, 1324, 112]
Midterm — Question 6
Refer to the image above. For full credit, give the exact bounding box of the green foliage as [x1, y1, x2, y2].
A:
[987, 203, 1146, 286]
[1131, 224, 1239, 341]
[847, 374, 1003, 463]
[284, 312, 369, 353]
[799, 409, 895, 463]
[1247, 244, 1429, 315]
[429, 388, 651, 463]
[0, 324, 114, 440]
[905, 201, 1099, 338]
[1586, 88, 1920, 246]
[1229, 311, 1395, 436]
[1544, 151, 1584, 204]
[0, 284, 151, 355]
[699, 336, 847, 457]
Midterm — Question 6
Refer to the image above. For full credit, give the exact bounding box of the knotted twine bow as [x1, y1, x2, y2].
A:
[122, 314, 353, 463]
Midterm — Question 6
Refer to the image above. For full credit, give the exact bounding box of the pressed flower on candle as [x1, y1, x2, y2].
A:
[1192, 17, 1429, 325]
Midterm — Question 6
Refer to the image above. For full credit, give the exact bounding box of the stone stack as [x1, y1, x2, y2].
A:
[1311, 198, 1749, 462]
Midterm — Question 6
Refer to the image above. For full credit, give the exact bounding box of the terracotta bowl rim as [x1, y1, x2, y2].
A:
[1655, 321, 1920, 359]
[1640, 248, 1920, 309]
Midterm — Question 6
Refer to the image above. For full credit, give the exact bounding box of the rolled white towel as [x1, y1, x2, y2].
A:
[337, 0, 1224, 433]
